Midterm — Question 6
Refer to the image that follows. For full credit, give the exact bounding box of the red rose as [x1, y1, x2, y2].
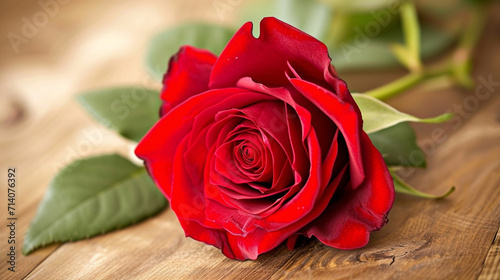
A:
[136, 17, 394, 260]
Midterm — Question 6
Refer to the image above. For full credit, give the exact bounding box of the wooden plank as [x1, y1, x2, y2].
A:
[23, 45, 500, 280]
[24, 210, 298, 279]
[21, 95, 500, 280]
[267, 93, 500, 280]
[1, 0, 499, 279]
[478, 228, 500, 280]
[0, 0, 173, 278]
[0, 102, 133, 280]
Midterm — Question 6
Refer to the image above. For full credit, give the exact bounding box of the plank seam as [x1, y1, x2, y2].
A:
[476, 224, 500, 280]
[22, 244, 62, 280]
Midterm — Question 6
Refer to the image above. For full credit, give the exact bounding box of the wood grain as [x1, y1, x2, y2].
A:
[267, 95, 500, 280]
[1, 1, 499, 279]
[479, 228, 500, 280]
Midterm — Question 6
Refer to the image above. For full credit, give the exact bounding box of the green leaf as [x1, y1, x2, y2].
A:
[333, 39, 401, 70]
[236, 0, 332, 39]
[23, 154, 167, 255]
[236, 1, 453, 70]
[332, 25, 454, 70]
[352, 93, 453, 134]
[419, 26, 455, 60]
[237, 0, 397, 47]
[391, 170, 455, 199]
[315, 0, 390, 12]
[274, 0, 332, 40]
[77, 87, 162, 142]
[145, 23, 235, 81]
[237, 0, 277, 30]
[369, 122, 426, 167]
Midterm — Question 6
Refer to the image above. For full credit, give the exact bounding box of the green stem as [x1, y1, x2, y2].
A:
[366, 67, 451, 100]
[391, 170, 455, 199]
[365, 2, 486, 100]
[400, 0, 422, 72]
[452, 3, 487, 88]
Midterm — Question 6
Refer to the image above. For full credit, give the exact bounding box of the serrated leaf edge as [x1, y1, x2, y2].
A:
[22, 165, 157, 255]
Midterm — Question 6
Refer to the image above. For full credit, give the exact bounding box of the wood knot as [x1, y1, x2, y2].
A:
[0, 93, 26, 127]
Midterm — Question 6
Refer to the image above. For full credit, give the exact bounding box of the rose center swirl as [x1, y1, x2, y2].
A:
[206, 100, 302, 205]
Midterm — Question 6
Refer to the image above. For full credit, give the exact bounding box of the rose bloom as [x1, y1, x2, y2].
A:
[136, 17, 394, 260]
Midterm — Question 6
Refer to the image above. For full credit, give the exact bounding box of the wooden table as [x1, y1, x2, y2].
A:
[1, 1, 499, 279]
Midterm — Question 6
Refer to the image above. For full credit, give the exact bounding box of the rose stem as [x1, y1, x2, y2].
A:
[364, 2, 486, 101]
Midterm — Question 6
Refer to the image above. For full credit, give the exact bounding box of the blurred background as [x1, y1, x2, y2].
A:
[1, 0, 499, 278]
[0, 0, 497, 214]
[1, 0, 497, 168]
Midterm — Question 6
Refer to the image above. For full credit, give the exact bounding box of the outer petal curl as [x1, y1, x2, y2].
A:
[160, 46, 216, 115]
[297, 133, 395, 249]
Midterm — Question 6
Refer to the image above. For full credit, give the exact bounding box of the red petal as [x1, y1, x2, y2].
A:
[254, 129, 324, 228]
[286, 234, 299, 250]
[135, 88, 271, 199]
[298, 133, 395, 249]
[289, 78, 366, 189]
[236, 77, 312, 143]
[208, 157, 350, 259]
[323, 65, 363, 119]
[160, 46, 217, 115]
[209, 17, 331, 89]
[178, 218, 235, 259]
[226, 227, 293, 260]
